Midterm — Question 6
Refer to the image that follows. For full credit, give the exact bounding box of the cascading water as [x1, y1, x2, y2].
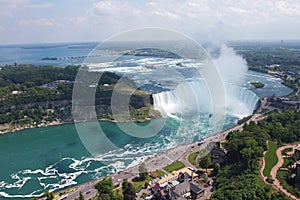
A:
[152, 80, 212, 118]
[225, 85, 259, 118]
[152, 80, 259, 119]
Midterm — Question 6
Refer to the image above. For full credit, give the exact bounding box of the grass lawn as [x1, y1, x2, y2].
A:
[188, 151, 199, 167]
[150, 170, 165, 178]
[155, 170, 165, 177]
[263, 141, 278, 177]
[163, 161, 185, 173]
[131, 176, 153, 191]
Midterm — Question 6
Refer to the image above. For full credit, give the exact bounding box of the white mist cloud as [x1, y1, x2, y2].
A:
[210, 45, 256, 118]
[212, 45, 248, 85]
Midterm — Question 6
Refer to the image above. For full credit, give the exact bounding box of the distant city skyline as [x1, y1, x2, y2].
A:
[0, 0, 300, 44]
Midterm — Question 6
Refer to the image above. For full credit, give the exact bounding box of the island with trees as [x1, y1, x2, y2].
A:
[250, 81, 265, 88]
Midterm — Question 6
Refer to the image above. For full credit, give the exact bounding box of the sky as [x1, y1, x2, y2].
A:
[0, 0, 300, 44]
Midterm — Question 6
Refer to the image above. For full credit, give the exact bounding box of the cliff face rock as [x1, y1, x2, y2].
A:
[0, 90, 152, 124]
[130, 94, 151, 109]
[62, 91, 152, 122]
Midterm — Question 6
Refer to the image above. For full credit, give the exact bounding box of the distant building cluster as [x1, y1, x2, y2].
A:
[268, 95, 300, 111]
[41, 80, 73, 89]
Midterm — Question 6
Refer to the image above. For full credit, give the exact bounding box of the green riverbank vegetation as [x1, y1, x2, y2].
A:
[212, 110, 300, 200]
[0, 64, 154, 133]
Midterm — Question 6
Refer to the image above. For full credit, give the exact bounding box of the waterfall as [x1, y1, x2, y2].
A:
[152, 80, 259, 119]
[225, 86, 259, 118]
[152, 80, 212, 118]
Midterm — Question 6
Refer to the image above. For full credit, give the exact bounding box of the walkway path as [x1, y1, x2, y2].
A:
[260, 141, 268, 184]
[270, 144, 298, 200]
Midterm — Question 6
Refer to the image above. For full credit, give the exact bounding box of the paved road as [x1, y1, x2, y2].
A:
[270, 144, 298, 200]
[63, 181, 98, 200]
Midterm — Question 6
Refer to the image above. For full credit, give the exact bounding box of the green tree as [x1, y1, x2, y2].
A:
[138, 162, 148, 181]
[79, 192, 84, 200]
[199, 154, 211, 173]
[122, 179, 136, 200]
[95, 178, 123, 200]
[213, 163, 220, 175]
[43, 190, 54, 200]
[95, 178, 114, 199]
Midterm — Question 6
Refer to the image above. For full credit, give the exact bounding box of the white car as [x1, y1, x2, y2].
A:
[187, 167, 194, 171]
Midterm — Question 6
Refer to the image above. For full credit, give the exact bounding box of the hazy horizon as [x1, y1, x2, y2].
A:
[1, 0, 300, 44]
[1, 39, 300, 46]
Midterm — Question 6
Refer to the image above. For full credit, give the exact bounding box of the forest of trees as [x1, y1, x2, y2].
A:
[212, 110, 300, 200]
[0, 65, 151, 128]
[0, 65, 129, 106]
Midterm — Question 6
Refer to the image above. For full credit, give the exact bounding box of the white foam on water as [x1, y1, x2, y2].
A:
[0, 135, 177, 197]
[0, 191, 42, 198]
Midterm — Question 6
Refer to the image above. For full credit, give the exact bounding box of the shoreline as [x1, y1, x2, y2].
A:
[0, 117, 153, 135]
[54, 113, 264, 199]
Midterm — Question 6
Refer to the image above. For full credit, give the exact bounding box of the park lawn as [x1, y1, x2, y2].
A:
[131, 176, 153, 191]
[188, 151, 199, 167]
[164, 161, 185, 173]
[155, 170, 165, 177]
[150, 170, 165, 178]
[263, 141, 278, 177]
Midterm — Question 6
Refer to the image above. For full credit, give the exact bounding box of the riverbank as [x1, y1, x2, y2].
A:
[52, 113, 264, 200]
[0, 120, 66, 135]
[0, 117, 153, 135]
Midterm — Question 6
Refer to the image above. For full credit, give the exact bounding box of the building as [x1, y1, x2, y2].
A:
[268, 96, 300, 111]
[42, 80, 73, 89]
[295, 145, 300, 157]
[150, 168, 204, 200]
[295, 160, 300, 190]
[169, 181, 205, 200]
[211, 146, 227, 165]
[173, 168, 198, 180]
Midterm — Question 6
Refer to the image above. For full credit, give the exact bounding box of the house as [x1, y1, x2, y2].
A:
[150, 168, 204, 200]
[173, 168, 198, 180]
[210, 146, 227, 165]
[295, 160, 300, 190]
[169, 181, 205, 200]
[157, 173, 178, 187]
[150, 183, 169, 200]
[42, 80, 73, 89]
[295, 145, 300, 157]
